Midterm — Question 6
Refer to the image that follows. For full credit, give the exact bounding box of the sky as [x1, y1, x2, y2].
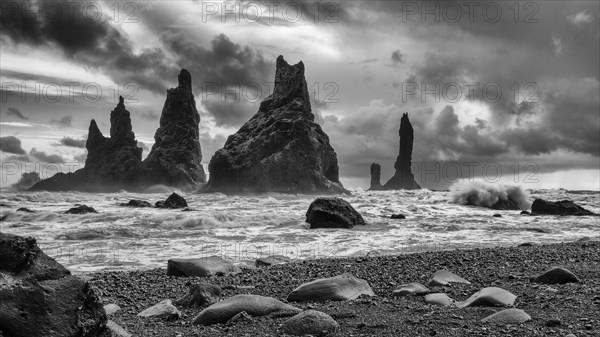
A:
[1, 0, 599, 190]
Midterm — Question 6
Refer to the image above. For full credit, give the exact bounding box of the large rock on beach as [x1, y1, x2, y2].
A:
[174, 282, 222, 308]
[457, 287, 517, 308]
[392, 282, 430, 296]
[305, 197, 366, 229]
[192, 294, 301, 326]
[531, 199, 596, 216]
[482, 309, 532, 324]
[372, 113, 421, 191]
[0, 233, 106, 337]
[155, 193, 188, 209]
[424, 293, 455, 306]
[141, 69, 206, 189]
[204, 56, 346, 194]
[534, 267, 580, 284]
[283, 310, 339, 336]
[167, 256, 241, 277]
[287, 273, 375, 302]
[428, 269, 471, 286]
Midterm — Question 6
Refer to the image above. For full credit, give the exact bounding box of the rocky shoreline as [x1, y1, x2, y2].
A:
[88, 239, 600, 336]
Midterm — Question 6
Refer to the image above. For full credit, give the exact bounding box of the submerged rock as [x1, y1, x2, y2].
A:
[0, 233, 106, 337]
[287, 273, 375, 302]
[531, 199, 596, 216]
[65, 205, 98, 214]
[204, 56, 346, 194]
[534, 267, 580, 284]
[373, 113, 421, 191]
[283, 310, 339, 336]
[305, 197, 366, 229]
[167, 256, 241, 277]
[142, 69, 206, 189]
[16, 207, 35, 213]
[391, 214, 406, 219]
[119, 199, 152, 208]
[155, 193, 188, 209]
[192, 294, 301, 326]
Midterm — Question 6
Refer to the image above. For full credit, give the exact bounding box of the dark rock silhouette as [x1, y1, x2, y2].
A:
[204, 56, 346, 194]
[142, 69, 206, 188]
[120, 199, 153, 208]
[305, 197, 366, 229]
[488, 198, 520, 210]
[16, 207, 35, 213]
[372, 113, 421, 190]
[30, 70, 206, 192]
[155, 192, 188, 209]
[531, 199, 596, 216]
[0, 233, 106, 337]
[369, 163, 383, 190]
[65, 205, 97, 214]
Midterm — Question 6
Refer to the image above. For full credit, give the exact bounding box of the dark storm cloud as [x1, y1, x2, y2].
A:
[0, 0, 176, 93]
[12, 171, 40, 190]
[29, 148, 66, 164]
[7, 107, 28, 120]
[50, 116, 72, 127]
[391, 50, 404, 64]
[501, 127, 561, 155]
[0, 136, 26, 154]
[58, 136, 86, 148]
[203, 98, 257, 127]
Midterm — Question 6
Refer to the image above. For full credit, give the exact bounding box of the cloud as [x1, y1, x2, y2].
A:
[58, 136, 86, 148]
[11, 171, 40, 191]
[137, 141, 149, 151]
[391, 49, 405, 64]
[74, 152, 87, 163]
[202, 98, 257, 127]
[552, 36, 563, 56]
[4, 154, 31, 162]
[567, 10, 593, 26]
[136, 110, 160, 121]
[0, 136, 26, 154]
[29, 148, 66, 164]
[0, 122, 32, 128]
[7, 107, 28, 120]
[50, 116, 72, 127]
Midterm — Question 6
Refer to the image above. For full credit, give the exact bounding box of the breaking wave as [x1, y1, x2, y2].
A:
[449, 180, 532, 210]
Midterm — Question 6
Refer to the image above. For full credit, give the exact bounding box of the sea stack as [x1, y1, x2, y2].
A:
[370, 113, 421, 190]
[204, 55, 346, 194]
[142, 69, 206, 188]
[369, 163, 383, 190]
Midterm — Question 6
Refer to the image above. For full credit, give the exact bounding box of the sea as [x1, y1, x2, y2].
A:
[1, 187, 599, 273]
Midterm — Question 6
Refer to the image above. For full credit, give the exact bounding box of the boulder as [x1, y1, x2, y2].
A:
[119, 199, 152, 208]
[375, 113, 421, 190]
[428, 269, 471, 286]
[255, 255, 291, 267]
[531, 199, 596, 216]
[16, 207, 35, 213]
[392, 282, 430, 296]
[138, 299, 181, 319]
[283, 310, 339, 336]
[166, 256, 241, 277]
[155, 193, 188, 209]
[482, 309, 531, 324]
[424, 293, 455, 306]
[369, 163, 383, 190]
[534, 267, 580, 284]
[141, 69, 206, 189]
[65, 205, 98, 214]
[305, 197, 366, 229]
[457, 287, 516, 308]
[174, 282, 221, 308]
[287, 273, 375, 302]
[0, 233, 106, 337]
[204, 56, 346, 194]
[192, 294, 301, 326]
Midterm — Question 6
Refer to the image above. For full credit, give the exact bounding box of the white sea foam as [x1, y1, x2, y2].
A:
[448, 180, 532, 210]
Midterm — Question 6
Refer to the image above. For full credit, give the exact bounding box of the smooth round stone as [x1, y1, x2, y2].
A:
[424, 293, 455, 306]
[393, 282, 430, 296]
[287, 273, 375, 302]
[534, 267, 580, 284]
[103, 303, 121, 316]
[166, 256, 241, 277]
[283, 310, 339, 336]
[428, 269, 471, 286]
[457, 287, 517, 308]
[138, 299, 181, 319]
[192, 294, 301, 326]
[482, 309, 532, 324]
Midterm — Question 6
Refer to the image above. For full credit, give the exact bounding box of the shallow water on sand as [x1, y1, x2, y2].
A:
[1, 189, 598, 273]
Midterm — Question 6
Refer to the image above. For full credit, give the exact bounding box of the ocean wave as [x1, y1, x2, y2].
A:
[449, 180, 532, 210]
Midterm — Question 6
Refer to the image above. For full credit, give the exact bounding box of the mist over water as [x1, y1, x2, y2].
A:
[1, 188, 598, 273]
